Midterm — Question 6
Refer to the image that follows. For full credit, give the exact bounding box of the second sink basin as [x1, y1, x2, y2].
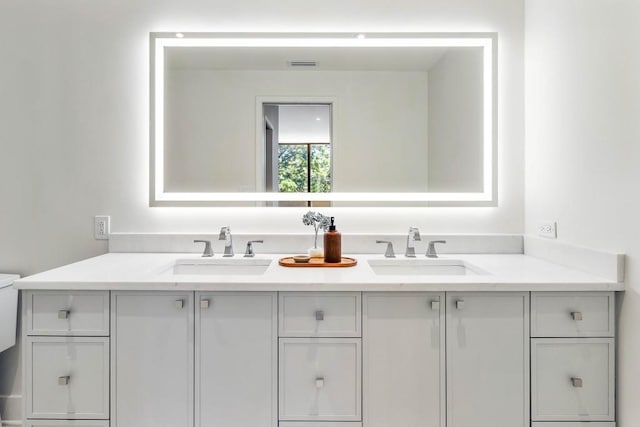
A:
[171, 258, 272, 275]
[368, 258, 486, 276]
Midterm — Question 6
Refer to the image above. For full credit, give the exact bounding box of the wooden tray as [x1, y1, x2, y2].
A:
[279, 256, 358, 268]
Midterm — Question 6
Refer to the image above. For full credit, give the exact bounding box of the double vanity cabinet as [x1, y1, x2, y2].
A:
[21, 288, 616, 427]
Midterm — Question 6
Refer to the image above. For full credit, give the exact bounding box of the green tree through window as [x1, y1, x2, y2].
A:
[278, 144, 331, 193]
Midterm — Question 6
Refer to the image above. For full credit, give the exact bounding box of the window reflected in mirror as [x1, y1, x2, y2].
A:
[264, 104, 332, 207]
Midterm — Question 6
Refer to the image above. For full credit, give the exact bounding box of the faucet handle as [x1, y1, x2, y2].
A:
[194, 240, 213, 257]
[244, 240, 264, 257]
[376, 240, 396, 258]
[426, 240, 447, 258]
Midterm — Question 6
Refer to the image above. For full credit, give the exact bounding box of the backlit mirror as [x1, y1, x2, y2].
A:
[150, 33, 497, 206]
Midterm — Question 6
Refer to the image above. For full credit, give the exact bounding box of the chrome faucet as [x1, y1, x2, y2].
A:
[405, 226, 421, 257]
[376, 240, 396, 258]
[194, 240, 213, 257]
[426, 240, 447, 258]
[219, 226, 234, 257]
[244, 240, 264, 257]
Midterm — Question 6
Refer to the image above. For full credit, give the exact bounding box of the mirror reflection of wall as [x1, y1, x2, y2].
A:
[164, 64, 259, 193]
[161, 43, 486, 197]
[427, 48, 484, 192]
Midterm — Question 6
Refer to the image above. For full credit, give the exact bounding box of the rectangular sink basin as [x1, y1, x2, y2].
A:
[171, 258, 272, 275]
[367, 258, 486, 276]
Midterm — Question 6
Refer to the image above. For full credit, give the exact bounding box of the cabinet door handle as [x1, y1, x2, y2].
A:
[200, 299, 210, 309]
[58, 375, 70, 386]
[58, 310, 70, 319]
[571, 377, 583, 388]
[315, 377, 325, 388]
[315, 310, 325, 321]
[571, 311, 583, 321]
[456, 300, 465, 310]
[175, 299, 184, 309]
[431, 301, 440, 311]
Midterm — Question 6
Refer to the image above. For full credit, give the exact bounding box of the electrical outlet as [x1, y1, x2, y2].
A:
[94, 215, 110, 240]
[537, 221, 557, 239]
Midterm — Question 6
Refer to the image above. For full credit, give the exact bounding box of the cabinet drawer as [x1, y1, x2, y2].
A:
[531, 292, 614, 337]
[532, 338, 614, 422]
[280, 423, 362, 427]
[25, 337, 110, 419]
[279, 338, 361, 421]
[26, 291, 109, 336]
[26, 421, 110, 427]
[532, 423, 615, 427]
[279, 293, 361, 337]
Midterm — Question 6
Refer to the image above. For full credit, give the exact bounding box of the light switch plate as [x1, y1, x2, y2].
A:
[537, 221, 557, 239]
[94, 215, 110, 240]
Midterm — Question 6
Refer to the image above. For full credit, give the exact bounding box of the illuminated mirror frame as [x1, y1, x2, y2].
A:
[150, 32, 497, 206]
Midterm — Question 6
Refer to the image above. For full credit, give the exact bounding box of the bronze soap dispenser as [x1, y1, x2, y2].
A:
[323, 217, 342, 263]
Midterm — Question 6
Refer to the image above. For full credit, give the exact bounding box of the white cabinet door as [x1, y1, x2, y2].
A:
[532, 338, 615, 421]
[531, 292, 615, 337]
[279, 423, 362, 427]
[531, 423, 615, 427]
[196, 292, 277, 427]
[363, 292, 445, 427]
[26, 291, 109, 336]
[111, 292, 194, 427]
[279, 292, 361, 337]
[446, 292, 529, 427]
[25, 337, 109, 420]
[279, 338, 361, 422]
[26, 421, 110, 427]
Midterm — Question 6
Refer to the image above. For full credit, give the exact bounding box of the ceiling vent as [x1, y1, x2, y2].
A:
[288, 61, 318, 68]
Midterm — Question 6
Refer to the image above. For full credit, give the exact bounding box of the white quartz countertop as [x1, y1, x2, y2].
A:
[14, 253, 624, 292]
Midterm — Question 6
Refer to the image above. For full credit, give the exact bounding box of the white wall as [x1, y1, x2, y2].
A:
[524, 0, 640, 425]
[0, 0, 524, 277]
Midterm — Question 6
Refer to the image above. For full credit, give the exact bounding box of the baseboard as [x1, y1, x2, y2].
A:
[0, 394, 22, 425]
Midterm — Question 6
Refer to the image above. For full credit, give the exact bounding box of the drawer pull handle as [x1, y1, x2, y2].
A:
[315, 377, 325, 389]
[571, 377, 583, 388]
[456, 300, 465, 310]
[58, 376, 70, 386]
[200, 299, 210, 309]
[571, 311, 583, 321]
[315, 310, 325, 321]
[431, 301, 440, 311]
[175, 299, 185, 309]
[58, 310, 70, 319]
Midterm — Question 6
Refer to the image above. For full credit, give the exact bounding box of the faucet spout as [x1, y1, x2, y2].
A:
[219, 226, 234, 257]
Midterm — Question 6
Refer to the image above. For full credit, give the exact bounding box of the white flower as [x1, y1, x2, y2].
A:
[302, 211, 331, 248]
